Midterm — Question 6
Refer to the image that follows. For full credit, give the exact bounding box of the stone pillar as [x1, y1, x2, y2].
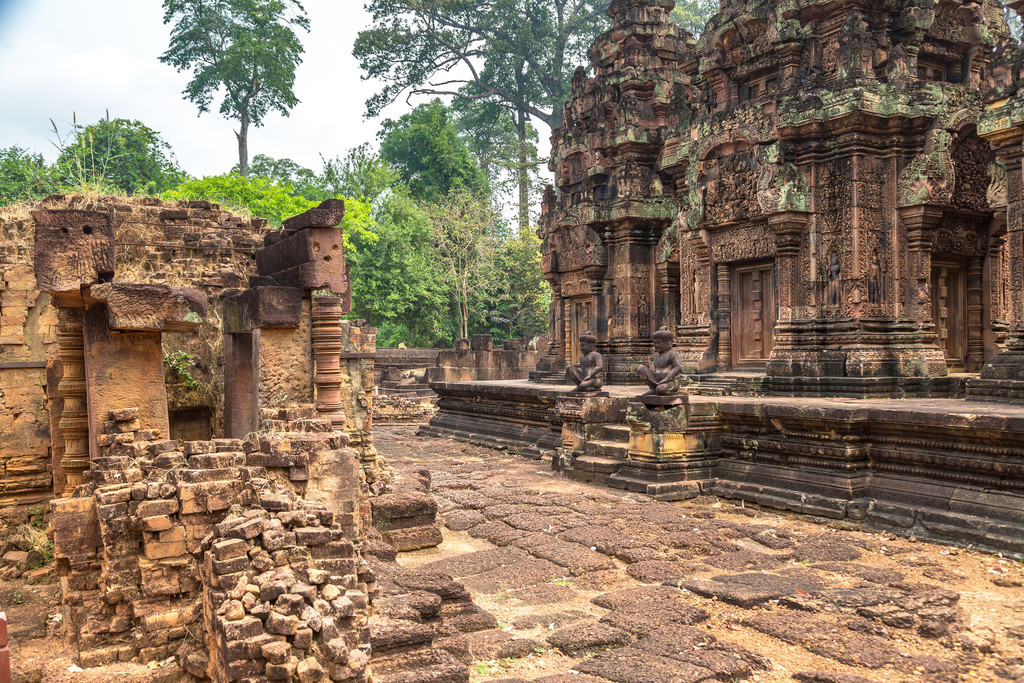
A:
[967, 255, 985, 371]
[769, 211, 808, 321]
[971, 111, 1024, 399]
[716, 264, 732, 370]
[312, 295, 346, 430]
[899, 205, 943, 324]
[609, 399, 721, 501]
[55, 306, 89, 496]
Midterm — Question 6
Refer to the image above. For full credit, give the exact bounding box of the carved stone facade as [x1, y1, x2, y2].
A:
[536, 0, 1014, 392]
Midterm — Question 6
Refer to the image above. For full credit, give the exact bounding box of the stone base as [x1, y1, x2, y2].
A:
[968, 345, 1024, 402]
[419, 381, 566, 458]
[425, 379, 1024, 554]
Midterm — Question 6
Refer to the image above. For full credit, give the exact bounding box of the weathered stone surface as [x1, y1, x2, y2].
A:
[32, 210, 115, 294]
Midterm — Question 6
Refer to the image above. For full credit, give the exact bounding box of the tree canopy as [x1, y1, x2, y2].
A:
[160, 0, 309, 176]
[55, 117, 184, 195]
[379, 100, 490, 203]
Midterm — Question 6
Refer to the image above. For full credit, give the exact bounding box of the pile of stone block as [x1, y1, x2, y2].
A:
[369, 469, 442, 552]
[50, 405, 375, 675]
[198, 493, 375, 682]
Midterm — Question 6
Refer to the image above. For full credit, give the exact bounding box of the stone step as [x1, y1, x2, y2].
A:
[584, 439, 629, 459]
[372, 646, 469, 683]
[574, 454, 625, 475]
[596, 423, 630, 443]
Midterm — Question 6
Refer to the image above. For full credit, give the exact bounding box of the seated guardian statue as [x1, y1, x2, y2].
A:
[566, 331, 604, 393]
[637, 326, 684, 395]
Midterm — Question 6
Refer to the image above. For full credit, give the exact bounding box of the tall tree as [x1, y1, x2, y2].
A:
[354, 0, 607, 224]
[670, 0, 717, 36]
[426, 189, 499, 341]
[0, 146, 61, 205]
[160, 0, 309, 176]
[379, 100, 490, 203]
[54, 117, 184, 195]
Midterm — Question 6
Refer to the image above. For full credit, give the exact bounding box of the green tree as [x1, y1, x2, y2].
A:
[379, 100, 489, 203]
[670, 0, 716, 36]
[426, 189, 500, 341]
[242, 154, 320, 196]
[54, 117, 184, 195]
[161, 173, 377, 250]
[0, 147, 61, 205]
[160, 0, 310, 176]
[454, 97, 543, 232]
[322, 144, 397, 203]
[354, 0, 606, 129]
[348, 190, 451, 347]
[355, 0, 607, 225]
[487, 228, 550, 340]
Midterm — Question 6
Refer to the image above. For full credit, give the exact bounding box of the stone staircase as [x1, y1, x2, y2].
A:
[572, 423, 630, 483]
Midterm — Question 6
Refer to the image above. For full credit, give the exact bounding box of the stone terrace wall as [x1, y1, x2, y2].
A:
[0, 196, 267, 515]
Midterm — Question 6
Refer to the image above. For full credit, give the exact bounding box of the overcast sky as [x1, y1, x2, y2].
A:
[0, 1, 416, 177]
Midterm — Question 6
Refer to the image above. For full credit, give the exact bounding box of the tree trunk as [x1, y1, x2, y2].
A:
[514, 64, 530, 233]
[516, 106, 529, 233]
[236, 111, 250, 177]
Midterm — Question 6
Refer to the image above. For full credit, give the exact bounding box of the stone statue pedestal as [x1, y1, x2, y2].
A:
[552, 393, 618, 474]
[605, 400, 720, 500]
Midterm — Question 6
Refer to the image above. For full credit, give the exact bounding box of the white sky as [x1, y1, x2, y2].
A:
[0, 1, 415, 176]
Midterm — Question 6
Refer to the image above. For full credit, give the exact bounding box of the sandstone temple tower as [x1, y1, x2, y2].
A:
[535, 0, 1015, 395]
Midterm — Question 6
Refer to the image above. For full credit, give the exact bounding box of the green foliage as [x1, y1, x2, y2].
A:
[354, 0, 607, 128]
[0, 146, 62, 205]
[161, 173, 377, 252]
[160, 0, 310, 175]
[164, 349, 201, 390]
[240, 153, 323, 199]
[243, 148, 398, 204]
[486, 228, 550, 341]
[161, 173, 315, 226]
[54, 117, 184, 195]
[670, 0, 717, 37]
[380, 100, 490, 203]
[348, 190, 452, 347]
[323, 144, 398, 202]
[28, 505, 46, 531]
[426, 189, 500, 341]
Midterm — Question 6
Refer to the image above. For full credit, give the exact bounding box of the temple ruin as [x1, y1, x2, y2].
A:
[427, 0, 1024, 555]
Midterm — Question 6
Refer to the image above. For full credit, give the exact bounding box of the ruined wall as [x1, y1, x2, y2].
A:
[50, 406, 374, 675]
[0, 216, 57, 515]
[0, 196, 266, 512]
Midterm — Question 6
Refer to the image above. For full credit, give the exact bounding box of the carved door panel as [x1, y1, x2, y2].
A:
[569, 300, 591, 364]
[931, 260, 966, 369]
[731, 263, 776, 367]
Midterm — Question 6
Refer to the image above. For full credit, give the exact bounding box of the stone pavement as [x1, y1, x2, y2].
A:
[376, 425, 1024, 683]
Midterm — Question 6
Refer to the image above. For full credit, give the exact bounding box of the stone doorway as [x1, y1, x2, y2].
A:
[568, 299, 591, 364]
[931, 259, 967, 369]
[731, 261, 776, 367]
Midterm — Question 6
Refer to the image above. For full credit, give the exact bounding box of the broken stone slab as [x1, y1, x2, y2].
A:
[282, 198, 345, 232]
[88, 282, 207, 331]
[32, 209, 115, 295]
[255, 227, 350, 302]
[222, 286, 303, 333]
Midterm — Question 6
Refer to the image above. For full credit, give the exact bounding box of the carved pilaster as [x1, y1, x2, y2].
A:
[967, 256, 985, 371]
[898, 205, 943, 323]
[717, 264, 732, 370]
[56, 306, 88, 495]
[769, 211, 809, 321]
[311, 296, 346, 430]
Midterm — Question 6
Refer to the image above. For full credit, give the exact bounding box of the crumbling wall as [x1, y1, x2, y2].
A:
[0, 196, 266, 512]
[50, 406, 375, 675]
[0, 215, 57, 519]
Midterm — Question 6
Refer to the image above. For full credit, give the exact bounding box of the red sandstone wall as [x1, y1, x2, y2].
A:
[0, 196, 267, 515]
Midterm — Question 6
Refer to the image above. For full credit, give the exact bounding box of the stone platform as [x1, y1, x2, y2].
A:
[424, 380, 1024, 554]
